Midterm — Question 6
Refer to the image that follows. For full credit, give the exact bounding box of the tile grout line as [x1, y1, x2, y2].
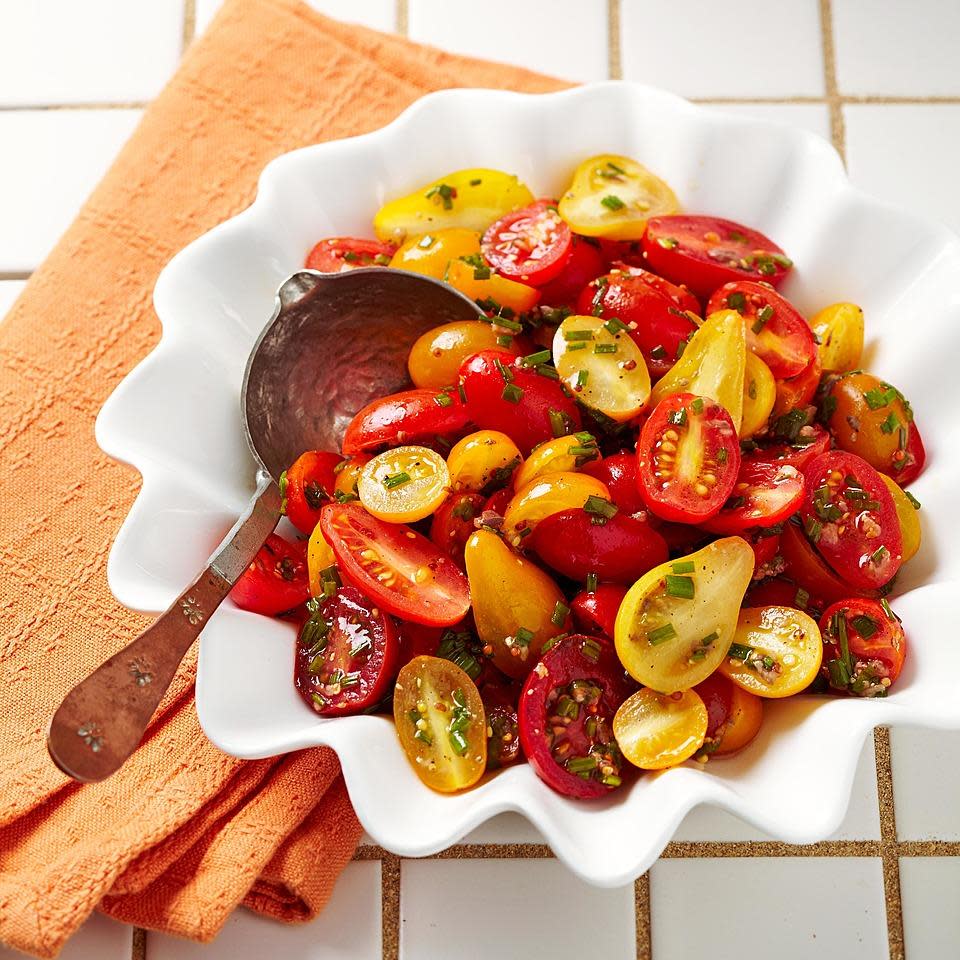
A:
[181, 0, 197, 55]
[607, 0, 622, 81]
[395, 0, 409, 36]
[382, 853, 401, 960]
[818, 0, 846, 160]
[875, 728, 906, 960]
[634, 872, 651, 959]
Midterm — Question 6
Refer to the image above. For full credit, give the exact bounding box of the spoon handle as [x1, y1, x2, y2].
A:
[47, 474, 282, 783]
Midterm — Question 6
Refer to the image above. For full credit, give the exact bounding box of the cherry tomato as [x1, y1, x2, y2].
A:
[357, 445, 450, 523]
[393, 656, 487, 792]
[537, 236, 606, 308]
[389, 228, 481, 279]
[282, 450, 342, 535]
[446, 430, 522, 494]
[799, 452, 902, 590]
[741, 351, 777, 439]
[581, 451, 647, 515]
[744, 423, 832, 473]
[519, 635, 634, 798]
[571, 584, 628, 639]
[879, 474, 921, 562]
[307, 522, 337, 597]
[637, 393, 741, 524]
[502, 471, 611, 544]
[320, 503, 470, 626]
[771, 350, 821, 419]
[444, 258, 542, 314]
[483, 486, 513, 516]
[513, 433, 600, 490]
[408, 321, 510, 391]
[811, 302, 864, 373]
[614, 687, 708, 770]
[430, 492, 486, 567]
[745, 575, 810, 611]
[895, 423, 926, 486]
[459, 350, 582, 455]
[819, 598, 907, 697]
[305, 236, 396, 272]
[231, 534, 309, 615]
[397, 620, 445, 663]
[703, 460, 805, 535]
[641, 215, 793, 300]
[530, 508, 668, 583]
[333, 455, 370, 501]
[707, 281, 816, 379]
[693, 673, 763, 758]
[342, 388, 470, 456]
[481, 680, 523, 769]
[481, 200, 573, 286]
[746, 528, 782, 574]
[577, 269, 701, 379]
[295, 585, 399, 716]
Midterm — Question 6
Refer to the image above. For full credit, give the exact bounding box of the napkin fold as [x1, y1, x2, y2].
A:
[0, 0, 564, 955]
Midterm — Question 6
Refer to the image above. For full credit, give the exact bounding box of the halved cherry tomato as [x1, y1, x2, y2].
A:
[408, 321, 510, 391]
[502, 471, 611, 544]
[282, 450, 342, 535]
[333, 455, 370, 501]
[294, 585, 399, 716]
[519, 635, 634, 798]
[357, 445, 450, 523]
[741, 351, 777, 439]
[693, 672, 763, 758]
[895, 423, 926, 487]
[819, 598, 907, 697]
[614, 687, 708, 770]
[571, 583, 628, 639]
[390, 228, 481, 279]
[481, 200, 573, 286]
[707, 281, 816, 379]
[530, 508, 668, 583]
[481, 680, 523, 769]
[320, 503, 470, 626]
[703, 460, 805, 535]
[393, 656, 487, 792]
[744, 423, 832, 473]
[459, 350, 582, 455]
[537, 236, 606, 308]
[641, 215, 793, 300]
[305, 236, 396, 272]
[444, 259, 542, 314]
[771, 350, 821, 419]
[811, 302, 864, 373]
[637, 393, 741, 524]
[307, 522, 337, 597]
[430, 492, 486, 567]
[577, 269, 701, 379]
[342, 388, 470, 456]
[231, 534, 309, 615]
[799, 451, 902, 590]
[880, 473, 921, 562]
[581, 451, 647, 515]
[513, 433, 600, 490]
[446, 430, 522, 494]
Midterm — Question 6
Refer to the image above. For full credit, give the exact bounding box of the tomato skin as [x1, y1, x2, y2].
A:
[459, 350, 582, 455]
[294, 586, 400, 716]
[799, 452, 902, 591]
[571, 584, 628, 639]
[231, 534, 309, 615]
[702, 460, 805, 535]
[342, 388, 470, 456]
[745, 424, 832, 473]
[305, 236, 396, 272]
[319, 503, 470, 626]
[483, 487, 513, 516]
[519, 635, 634, 799]
[481, 680, 523, 769]
[482, 200, 573, 286]
[429, 492, 486, 568]
[641, 215, 792, 300]
[745, 575, 809, 611]
[746, 529, 782, 573]
[581, 452, 647, 515]
[895, 423, 926, 487]
[694, 672, 735, 744]
[283, 450, 342, 535]
[819, 598, 907, 696]
[408, 321, 510, 391]
[772, 351, 822, 419]
[537, 236, 606, 307]
[695, 673, 763, 757]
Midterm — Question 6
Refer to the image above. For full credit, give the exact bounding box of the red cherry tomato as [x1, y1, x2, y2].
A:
[703, 460, 805, 534]
[481, 200, 573, 286]
[537, 236, 605, 307]
[305, 236, 396, 272]
[745, 423, 831, 473]
[283, 450, 342, 535]
[799, 452, 902, 590]
[342, 388, 470, 456]
[707, 281, 816, 379]
[819, 598, 907, 696]
[772, 351, 822, 419]
[637, 393, 741, 523]
[641, 215, 793, 300]
[430, 492, 486, 568]
[745, 575, 808, 610]
[694, 672, 735, 744]
[230, 534, 309, 615]
[483, 486, 513, 516]
[577, 270, 701, 378]
[519, 634, 634, 799]
[294, 585, 399, 715]
[746, 528, 782, 573]
[581, 452, 647, 515]
[459, 350, 582, 455]
[319, 503, 470, 626]
[482, 679, 523, 769]
[570, 583, 628, 639]
[529, 508, 668, 583]
[397, 620, 444, 662]
[893, 422, 926, 486]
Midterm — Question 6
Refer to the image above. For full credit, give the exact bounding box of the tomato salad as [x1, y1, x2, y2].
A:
[231, 155, 925, 797]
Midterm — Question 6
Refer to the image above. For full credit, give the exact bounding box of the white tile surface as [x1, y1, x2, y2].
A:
[844, 104, 960, 233]
[706, 102, 832, 142]
[400, 859, 635, 959]
[891, 728, 960, 840]
[0, 913, 131, 960]
[195, 0, 397, 35]
[408, 0, 609, 82]
[147, 862, 382, 959]
[0, 280, 27, 322]
[650, 857, 887, 959]
[0, 2, 181, 106]
[621, 0, 824, 97]
[0, 109, 142, 273]
[834, 0, 960, 96]
[900, 857, 960, 960]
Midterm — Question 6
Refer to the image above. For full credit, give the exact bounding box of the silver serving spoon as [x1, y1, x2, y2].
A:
[48, 268, 481, 782]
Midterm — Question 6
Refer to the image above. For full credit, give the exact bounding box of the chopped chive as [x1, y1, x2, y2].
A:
[551, 600, 570, 628]
[382, 471, 411, 489]
[690, 397, 704, 415]
[469, 177, 482, 186]
[567, 755, 599, 773]
[671, 560, 695, 574]
[580, 638, 602, 662]
[556, 695, 580, 720]
[794, 587, 810, 610]
[657, 237, 679, 250]
[601, 774, 622, 787]
[521, 349, 552, 366]
[586, 572, 598, 593]
[827, 657, 851, 689]
[667, 407, 688, 427]
[699, 631, 720, 647]
[605, 160, 626, 174]
[549, 409, 571, 438]
[434, 392, 453, 407]
[564, 329, 595, 342]
[418, 234, 435, 249]
[583, 495, 618, 522]
[647, 623, 677, 646]
[566, 341, 587, 351]
[870, 545, 889, 564]
[851, 615, 878, 639]
[880, 598, 898, 622]
[727, 291, 746, 312]
[604, 317, 629, 335]
[728, 642, 754, 661]
[349, 636, 372, 658]
[650, 345, 667, 361]
[601, 194, 626, 211]
[864, 385, 897, 410]
[904, 489, 921, 510]
[593, 342, 618, 355]
[880, 411, 900, 434]
[501, 383, 524, 404]
[575, 369, 589, 389]
[425, 183, 456, 209]
[751, 304, 774, 334]
[535, 363, 560, 380]
[665, 574, 695, 600]
[496, 334, 513, 347]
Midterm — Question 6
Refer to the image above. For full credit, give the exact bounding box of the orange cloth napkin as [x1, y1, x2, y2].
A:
[0, 1, 565, 956]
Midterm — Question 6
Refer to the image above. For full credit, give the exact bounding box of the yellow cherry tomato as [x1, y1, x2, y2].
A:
[615, 537, 755, 694]
[713, 685, 764, 756]
[811, 302, 864, 373]
[502, 471, 611, 545]
[357, 445, 450, 523]
[552, 315, 651, 422]
[880, 473, 922, 562]
[614, 688, 708, 770]
[393, 656, 487, 792]
[307, 522, 337, 598]
[740, 351, 776, 439]
[334, 455, 369, 500]
[719, 606, 823, 698]
[513, 433, 600, 490]
[464, 529, 568, 679]
[650, 309, 746, 432]
[446, 430, 522, 493]
[389, 228, 481, 280]
[558, 154, 679, 240]
[375, 169, 535, 244]
[408, 320, 505, 390]
[444, 259, 541, 314]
